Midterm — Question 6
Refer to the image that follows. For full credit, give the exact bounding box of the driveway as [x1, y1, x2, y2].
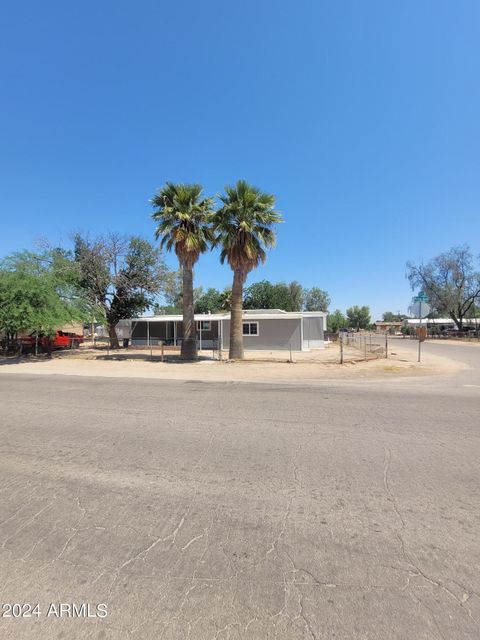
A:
[0, 342, 479, 639]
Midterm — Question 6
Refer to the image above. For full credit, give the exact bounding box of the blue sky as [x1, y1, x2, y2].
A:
[1, 1, 479, 320]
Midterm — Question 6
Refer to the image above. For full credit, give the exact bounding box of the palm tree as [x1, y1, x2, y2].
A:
[152, 182, 214, 360]
[212, 180, 282, 359]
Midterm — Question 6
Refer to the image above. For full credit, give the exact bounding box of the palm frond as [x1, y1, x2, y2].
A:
[151, 183, 214, 268]
[212, 180, 282, 273]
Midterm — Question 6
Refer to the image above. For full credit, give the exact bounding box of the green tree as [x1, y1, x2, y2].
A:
[158, 269, 203, 314]
[382, 311, 406, 322]
[244, 280, 294, 311]
[212, 180, 282, 359]
[407, 246, 480, 330]
[165, 270, 204, 309]
[289, 281, 304, 312]
[327, 309, 347, 333]
[303, 287, 330, 312]
[151, 183, 214, 359]
[346, 305, 371, 330]
[163, 270, 183, 309]
[217, 288, 232, 311]
[0, 249, 88, 353]
[195, 288, 224, 313]
[74, 234, 167, 348]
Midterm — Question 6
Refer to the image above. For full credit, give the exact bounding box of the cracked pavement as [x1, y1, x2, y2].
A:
[0, 340, 479, 638]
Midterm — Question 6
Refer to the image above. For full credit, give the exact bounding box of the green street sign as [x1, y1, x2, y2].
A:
[414, 291, 429, 303]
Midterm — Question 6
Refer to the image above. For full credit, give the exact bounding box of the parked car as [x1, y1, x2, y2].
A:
[22, 330, 84, 352]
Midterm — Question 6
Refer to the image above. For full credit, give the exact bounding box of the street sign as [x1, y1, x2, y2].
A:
[410, 292, 431, 363]
[409, 301, 431, 318]
[413, 291, 429, 303]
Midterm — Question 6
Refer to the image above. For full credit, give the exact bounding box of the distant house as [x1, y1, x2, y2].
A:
[403, 318, 480, 331]
[373, 321, 403, 334]
[117, 309, 327, 351]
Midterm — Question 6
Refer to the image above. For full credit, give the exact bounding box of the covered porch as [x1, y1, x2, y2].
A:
[129, 317, 222, 350]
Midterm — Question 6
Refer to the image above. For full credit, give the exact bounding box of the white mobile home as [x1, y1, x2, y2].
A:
[118, 309, 327, 351]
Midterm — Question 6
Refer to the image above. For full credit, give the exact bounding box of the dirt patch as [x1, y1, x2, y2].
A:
[0, 341, 467, 384]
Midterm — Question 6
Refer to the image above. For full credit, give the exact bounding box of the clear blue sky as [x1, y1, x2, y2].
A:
[1, 1, 479, 319]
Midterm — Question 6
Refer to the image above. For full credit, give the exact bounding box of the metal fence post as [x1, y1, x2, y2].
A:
[340, 333, 344, 364]
[364, 336, 367, 360]
[147, 321, 153, 359]
[385, 332, 388, 358]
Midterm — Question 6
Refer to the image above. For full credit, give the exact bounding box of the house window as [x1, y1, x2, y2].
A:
[242, 322, 259, 336]
[197, 321, 211, 331]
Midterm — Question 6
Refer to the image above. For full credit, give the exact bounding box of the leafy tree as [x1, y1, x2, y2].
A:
[0, 249, 88, 353]
[466, 304, 480, 320]
[212, 180, 282, 359]
[242, 280, 306, 311]
[74, 234, 167, 348]
[407, 245, 480, 330]
[327, 309, 347, 333]
[382, 311, 406, 322]
[244, 280, 293, 311]
[163, 269, 203, 311]
[152, 304, 182, 315]
[195, 288, 225, 313]
[346, 305, 371, 330]
[303, 287, 330, 312]
[289, 281, 304, 312]
[217, 288, 232, 311]
[151, 183, 214, 359]
[163, 270, 183, 308]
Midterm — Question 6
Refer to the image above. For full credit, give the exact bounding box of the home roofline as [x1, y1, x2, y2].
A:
[124, 310, 328, 323]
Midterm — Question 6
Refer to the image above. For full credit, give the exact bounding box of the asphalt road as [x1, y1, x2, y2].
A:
[0, 341, 479, 639]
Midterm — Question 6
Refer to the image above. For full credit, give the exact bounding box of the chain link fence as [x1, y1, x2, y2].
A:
[339, 332, 388, 364]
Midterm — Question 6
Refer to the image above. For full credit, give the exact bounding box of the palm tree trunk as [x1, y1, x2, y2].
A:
[181, 265, 197, 360]
[108, 321, 120, 349]
[229, 268, 245, 359]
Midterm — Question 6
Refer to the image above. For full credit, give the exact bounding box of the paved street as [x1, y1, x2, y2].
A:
[0, 341, 479, 639]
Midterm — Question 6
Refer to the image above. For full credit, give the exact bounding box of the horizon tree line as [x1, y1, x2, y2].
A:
[155, 280, 331, 316]
[2, 196, 479, 356]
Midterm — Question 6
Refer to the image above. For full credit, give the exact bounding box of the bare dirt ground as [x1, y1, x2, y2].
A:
[0, 340, 467, 384]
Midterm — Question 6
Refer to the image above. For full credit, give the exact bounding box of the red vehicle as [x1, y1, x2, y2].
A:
[22, 330, 84, 352]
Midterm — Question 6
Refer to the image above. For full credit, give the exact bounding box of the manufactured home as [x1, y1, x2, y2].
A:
[117, 309, 327, 351]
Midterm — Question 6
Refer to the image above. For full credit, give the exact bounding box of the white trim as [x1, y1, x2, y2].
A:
[136, 310, 328, 322]
[242, 321, 259, 337]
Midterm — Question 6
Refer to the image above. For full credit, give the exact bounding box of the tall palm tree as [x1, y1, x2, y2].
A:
[212, 180, 282, 359]
[152, 182, 214, 360]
